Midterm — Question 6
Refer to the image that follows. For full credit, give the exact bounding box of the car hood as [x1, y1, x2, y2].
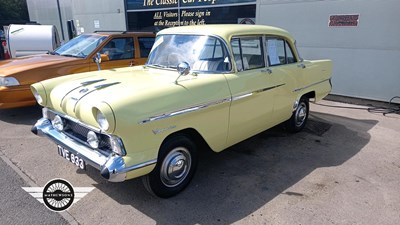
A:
[0, 54, 81, 76]
[46, 66, 189, 126]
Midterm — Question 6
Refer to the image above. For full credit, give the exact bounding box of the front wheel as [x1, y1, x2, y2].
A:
[286, 97, 309, 132]
[142, 135, 198, 198]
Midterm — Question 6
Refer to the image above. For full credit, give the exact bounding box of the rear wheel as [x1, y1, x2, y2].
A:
[142, 135, 197, 198]
[286, 97, 309, 132]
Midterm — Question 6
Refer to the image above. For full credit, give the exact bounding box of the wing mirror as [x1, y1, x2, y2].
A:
[175, 62, 190, 84]
[93, 53, 110, 71]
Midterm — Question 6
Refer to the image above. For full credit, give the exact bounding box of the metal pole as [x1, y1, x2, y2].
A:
[56, 0, 65, 40]
[178, 0, 180, 26]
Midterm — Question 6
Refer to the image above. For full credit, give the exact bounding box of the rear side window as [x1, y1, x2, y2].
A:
[138, 37, 155, 58]
[231, 36, 264, 72]
[266, 38, 296, 66]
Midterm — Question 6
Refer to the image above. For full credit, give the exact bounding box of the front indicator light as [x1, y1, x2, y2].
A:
[110, 136, 126, 156]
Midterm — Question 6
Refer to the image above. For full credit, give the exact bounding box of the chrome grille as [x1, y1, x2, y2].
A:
[48, 110, 112, 151]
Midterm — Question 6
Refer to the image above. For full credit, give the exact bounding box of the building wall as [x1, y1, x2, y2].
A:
[257, 0, 400, 103]
[26, 0, 73, 41]
[26, 0, 399, 102]
[72, 0, 126, 34]
[27, 0, 126, 39]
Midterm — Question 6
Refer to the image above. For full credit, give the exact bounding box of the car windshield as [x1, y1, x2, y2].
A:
[146, 34, 231, 72]
[52, 34, 106, 58]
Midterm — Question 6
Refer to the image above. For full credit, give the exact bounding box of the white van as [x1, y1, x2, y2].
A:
[7, 24, 61, 58]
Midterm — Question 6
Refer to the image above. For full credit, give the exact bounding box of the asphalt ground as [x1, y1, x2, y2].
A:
[0, 100, 399, 225]
[0, 153, 68, 225]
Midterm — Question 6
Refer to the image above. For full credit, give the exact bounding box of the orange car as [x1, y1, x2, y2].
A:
[0, 31, 155, 109]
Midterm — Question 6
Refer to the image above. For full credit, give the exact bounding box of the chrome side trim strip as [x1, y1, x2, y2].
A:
[232, 93, 253, 101]
[120, 159, 157, 173]
[254, 83, 286, 93]
[232, 83, 285, 101]
[139, 83, 285, 124]
[139, 97, 231, 124]
[293, 78, 330, 92]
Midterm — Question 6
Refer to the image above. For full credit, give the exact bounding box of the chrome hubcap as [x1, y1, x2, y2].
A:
[295, 102, 307, 127]
[160, 147, 191, 187]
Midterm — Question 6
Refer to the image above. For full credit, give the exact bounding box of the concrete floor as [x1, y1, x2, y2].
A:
[0, 100, 399, 225]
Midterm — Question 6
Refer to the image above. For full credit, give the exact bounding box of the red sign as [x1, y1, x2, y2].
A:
[329, 14, 359, 27]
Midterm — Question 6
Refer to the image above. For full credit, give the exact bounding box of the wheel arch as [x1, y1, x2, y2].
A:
[302, 91, 315, 101]
[159, 128, 212, 156]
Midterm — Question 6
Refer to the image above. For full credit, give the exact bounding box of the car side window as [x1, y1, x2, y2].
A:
[266, 38, 296, 66]
[231, 36, 264, 72]
[200, 38, 224, 59]
[231, 38, 243, 72]
[100, 37, 134, 60]
[285, 42, 296, 64]
[138, 37, 155, 58]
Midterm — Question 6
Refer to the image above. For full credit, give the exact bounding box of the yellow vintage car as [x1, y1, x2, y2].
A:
[31, 25, 332, 198]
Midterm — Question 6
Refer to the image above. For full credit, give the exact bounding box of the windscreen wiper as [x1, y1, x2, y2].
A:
[146, 64, 167, 68]
[48, 51, 60, 55]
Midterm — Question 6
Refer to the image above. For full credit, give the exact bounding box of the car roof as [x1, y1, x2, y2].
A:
[158, 24, 295, 43]
[91, 31, 155, 37]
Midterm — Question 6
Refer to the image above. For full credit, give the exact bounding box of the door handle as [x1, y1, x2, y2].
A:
[261, 68, 272, 74]
[297, 63, 306, 69]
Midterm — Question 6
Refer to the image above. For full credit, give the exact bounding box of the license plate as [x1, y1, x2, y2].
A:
[57, 145, 86, 170]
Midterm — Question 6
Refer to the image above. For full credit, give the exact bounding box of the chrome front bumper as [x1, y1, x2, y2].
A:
[32, 118, 128, 182]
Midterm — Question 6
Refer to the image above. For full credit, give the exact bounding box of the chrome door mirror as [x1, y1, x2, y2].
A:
[94, 53, 102, 71]
[177, 62, 190, 75]
[175, 62, 190, 84]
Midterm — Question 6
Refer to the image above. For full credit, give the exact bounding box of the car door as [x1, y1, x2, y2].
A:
[90, 37, 136, 70]
[225, 36, 285, 146]
[265, 37, 302, 122]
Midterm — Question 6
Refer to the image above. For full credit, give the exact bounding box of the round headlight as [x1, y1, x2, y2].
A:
[96, 110, 109, 131]
[87, 131, 99, 149]
[52, 115, 64, 131]
[31, 85, 47, 106]
[33, 90, 43, 104]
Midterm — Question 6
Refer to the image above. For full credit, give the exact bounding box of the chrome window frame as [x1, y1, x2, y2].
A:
[146, 33, 235, 74]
